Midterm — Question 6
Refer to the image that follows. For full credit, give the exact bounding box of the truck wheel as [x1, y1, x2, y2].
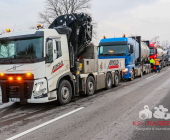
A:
[140, 69, 143, 77]
[106, 73, 112, 89]
[149, 66, 151, 74]
[147, 66, 149, 74]
[114, 71, 119, 86]
[86, 76, 95, 96]
[130, 70, 134, 81]
[57, 80, 72, 105]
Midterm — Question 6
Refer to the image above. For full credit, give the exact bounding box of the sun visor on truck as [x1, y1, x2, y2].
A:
[53, 26, 72, 35]
[99, 41, 127, 46]
[0, 31, 44, 41]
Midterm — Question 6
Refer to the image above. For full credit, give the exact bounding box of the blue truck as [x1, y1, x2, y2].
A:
[99, 36, 151, 81]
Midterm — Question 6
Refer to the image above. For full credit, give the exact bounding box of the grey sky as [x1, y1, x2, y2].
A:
[0, 0, 169, 45]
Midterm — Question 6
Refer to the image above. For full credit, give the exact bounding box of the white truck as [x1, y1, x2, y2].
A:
[0, 13, 125, 105]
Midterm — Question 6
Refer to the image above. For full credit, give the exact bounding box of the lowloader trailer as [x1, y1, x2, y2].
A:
[0, 13, 125, 105]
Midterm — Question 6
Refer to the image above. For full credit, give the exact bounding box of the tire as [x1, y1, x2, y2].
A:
[148, 66, 151, 74]
[105, 73, 112, 90]
[146, 66, 149, 74]
[114, 71, 119, 86]
[140, 68, 143, 77]
[57, 80, 72, 105]
[130, 69, 134, 81]
[86, 76, 95, 96]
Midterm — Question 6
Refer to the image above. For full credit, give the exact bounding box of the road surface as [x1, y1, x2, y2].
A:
[1, 67, 170, 140]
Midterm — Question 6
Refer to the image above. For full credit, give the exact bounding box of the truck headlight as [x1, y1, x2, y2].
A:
[123, 68, 128, 72]
[34, 82, 46, 97]
[35, 82, 43, 93]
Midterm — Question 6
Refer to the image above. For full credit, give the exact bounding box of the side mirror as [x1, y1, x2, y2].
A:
[130, 45, 134, 54]
[46, 38, 53, 63]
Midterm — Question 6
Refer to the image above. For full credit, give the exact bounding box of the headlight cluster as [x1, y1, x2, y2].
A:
[122, 68, 128, 72]
[33, 82, 46, 98]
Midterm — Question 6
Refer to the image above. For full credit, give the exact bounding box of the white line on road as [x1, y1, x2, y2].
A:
[6, 107, 84, 140]
[146, 74, 157, 80]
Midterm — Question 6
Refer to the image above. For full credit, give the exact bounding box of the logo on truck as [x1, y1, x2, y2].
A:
[108, 60, 119, 69]
[52, 61, 64, 73]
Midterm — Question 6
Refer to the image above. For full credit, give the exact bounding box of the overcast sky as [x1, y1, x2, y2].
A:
[0, 0, 170, 45]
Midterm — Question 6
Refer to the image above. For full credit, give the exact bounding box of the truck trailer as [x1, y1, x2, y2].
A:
[166, 49, 170, 66]
[99, 36, 151, 81]
[0, 13, 125, 105]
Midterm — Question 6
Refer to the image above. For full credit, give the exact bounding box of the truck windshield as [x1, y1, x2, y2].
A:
[0, 37, 43, 60]
[99, 45, 127, 56]
[150, 48, 154, 55]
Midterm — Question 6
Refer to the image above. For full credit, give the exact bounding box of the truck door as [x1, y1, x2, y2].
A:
[128, 44, 134, 64]
[45, 38, 65, 91]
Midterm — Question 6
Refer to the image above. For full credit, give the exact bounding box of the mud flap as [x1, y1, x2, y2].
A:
[1, 82, 9, 103]
[19, 82, 27, 104]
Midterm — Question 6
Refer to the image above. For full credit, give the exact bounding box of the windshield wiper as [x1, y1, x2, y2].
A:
[113, 53, 126, 56]
[101, 54, 117, 56]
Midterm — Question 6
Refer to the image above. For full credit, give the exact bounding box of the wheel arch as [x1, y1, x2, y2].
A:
[56, 72, 74, 94]
[88, 73, 95, 80]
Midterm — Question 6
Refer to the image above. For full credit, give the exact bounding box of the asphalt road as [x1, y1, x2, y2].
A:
[1, 67, 170, 140]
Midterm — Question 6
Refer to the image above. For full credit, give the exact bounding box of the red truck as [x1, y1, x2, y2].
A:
[150, 42, 157, 70]
[150, 42, 168, 70]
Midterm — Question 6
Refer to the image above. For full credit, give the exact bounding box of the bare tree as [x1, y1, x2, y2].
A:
[38, 0, 92, 27]
[29, 0, 97, 38]
[161, 40, 170, 49]
[0, 30, 6, 35]
[151, 36, 160, 46]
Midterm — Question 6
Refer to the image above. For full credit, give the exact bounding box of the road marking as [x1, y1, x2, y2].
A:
[146, 74, 157, 80]
[6, 107, 84, 140]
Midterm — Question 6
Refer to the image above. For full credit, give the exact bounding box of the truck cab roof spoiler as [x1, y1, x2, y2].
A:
[99, 41, 127, 46]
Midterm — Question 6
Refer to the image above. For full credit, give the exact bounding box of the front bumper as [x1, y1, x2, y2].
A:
[1, 78, 48, 104]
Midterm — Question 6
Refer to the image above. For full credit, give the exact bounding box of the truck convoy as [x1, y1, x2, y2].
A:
[99, 36, 151, 81]
[0, 13, 125, 105]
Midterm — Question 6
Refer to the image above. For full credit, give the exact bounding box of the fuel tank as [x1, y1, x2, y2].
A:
[157, 48, 163, 59]
[141, 41, 150, 62]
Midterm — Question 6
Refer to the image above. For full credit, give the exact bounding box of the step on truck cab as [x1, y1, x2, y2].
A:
[99, 36, 151, 81]
[0, 13, 125, 105]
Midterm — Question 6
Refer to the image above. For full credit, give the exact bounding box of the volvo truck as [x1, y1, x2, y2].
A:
[0, 13, 125, 105]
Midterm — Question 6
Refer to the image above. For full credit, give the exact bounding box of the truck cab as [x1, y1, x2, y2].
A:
[99, 36, 150, 81]
[99, 37, 134, 80]
[150, 42, 157, 59]
[0, 29, 71, 104]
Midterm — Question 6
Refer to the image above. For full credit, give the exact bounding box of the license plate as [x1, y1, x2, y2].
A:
[11, 98, 20, 102]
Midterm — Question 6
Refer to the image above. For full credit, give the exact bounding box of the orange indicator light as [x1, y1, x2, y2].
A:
[8, 77, 13, 81]
[17, 77, 22, 81]
[6, 28, 11, 33]
[0, 73, 4, 76]
[26, 72, 31, 76]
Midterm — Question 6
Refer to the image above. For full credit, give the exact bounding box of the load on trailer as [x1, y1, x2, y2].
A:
[0, 13, 125, 105]
[99, 36, 151, 81]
